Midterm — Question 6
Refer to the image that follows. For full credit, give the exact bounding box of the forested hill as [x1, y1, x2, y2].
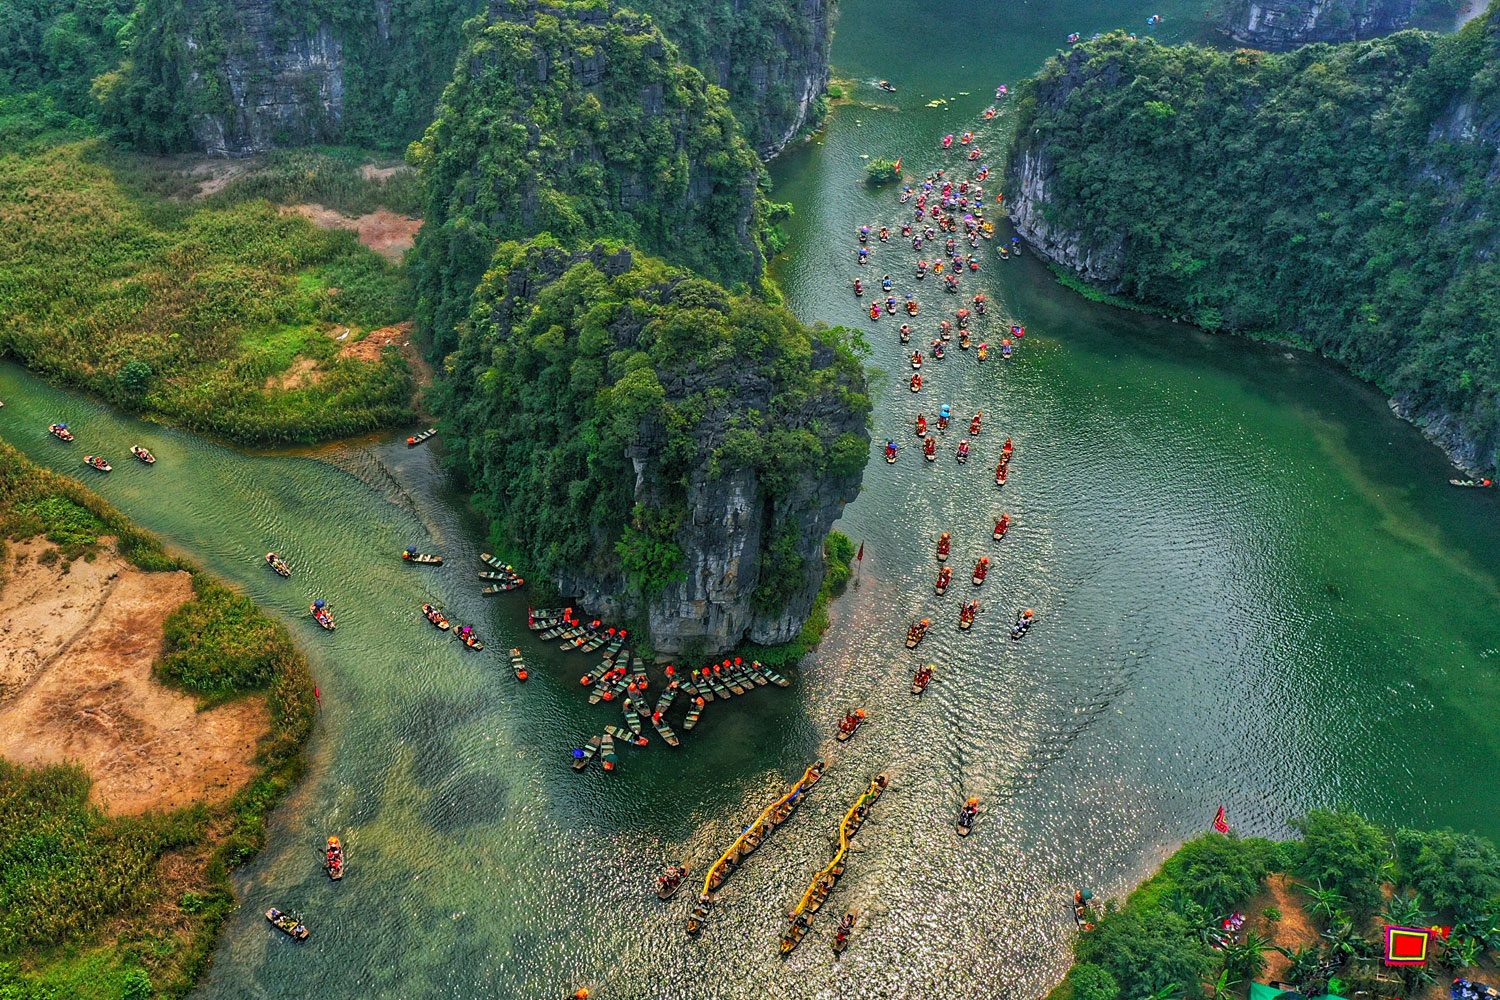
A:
[79, 0, 831, 157]
[1006, 6, 1500, 472]
[409, 0, 769, 357]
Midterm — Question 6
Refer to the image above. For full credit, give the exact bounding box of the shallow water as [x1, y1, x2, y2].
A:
[2, 3, 1498, 997]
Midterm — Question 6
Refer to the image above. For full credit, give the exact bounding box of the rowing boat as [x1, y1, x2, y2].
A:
[657, 865, 690, 901]
[905, 619, 930, 648]
[956, 802, 981, 837]
[453, 627, 483, 650]
[266, 552, 291, 577]
[325, 836, 344, 880]
[478, 570, 515, 582]
[623, 698, 645, 736]
[403, 549, 442, 565]
[130, 445, 156, 465]
[579, 658, 613, 687]
[82, 455, 111, 472]
[629, 655, 648, 691]
[478, 553, 509, 570]
[406, 427, 437, 447]
[310, 601, 335, 630]
[580, 628, 613, 653]
[266, 908, 309, 940]
[600, 632, 626, 659]
[912, 665, 935, 695]
[835, 709, 866, 742]
[48, 424, 73, 442]
[685, 673, 711, 702]
[481, 581, 523, 594]
[651, 684, 682, 747]
[747, 665, 769, 687]
[683, 696, 705, 730]
[600, 731, 618, 772]
[537, 620, 574, 640]
[833, 911, 856, 955]
[509, 648, 528, 681]
[606, 723, 648, 747]
[706, 671, 734, 700]
[571, 735, 601, 770]
[421, 603, 451, 630]
[757, 662, 790, 687]
[529, 606, 572, 620]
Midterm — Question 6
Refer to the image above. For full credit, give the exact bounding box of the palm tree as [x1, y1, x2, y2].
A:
[1321, 918, 1373, 961]
[1225, 929, 1275, 980]
[1205, 970, 1241, 1000]
[1299, 881, 1348, 924]
[1441, 934, 1481, 971]
[1379, 890, 1431, 928]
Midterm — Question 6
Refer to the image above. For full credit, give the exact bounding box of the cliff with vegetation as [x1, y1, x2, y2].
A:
[90, 0, 832, 158]
[1049, 810, 1500, 1000]
[408, 0, 770, 357]
[1005, 9, 1500, 472]
[1214, 0, 1420, 48]
[438, 239, 868, 656]
[97, 0, 482, 155]
[0, 441, 315, 999]
[629, 0, 833, 155]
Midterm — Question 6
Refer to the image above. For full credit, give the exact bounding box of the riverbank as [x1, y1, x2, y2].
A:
[1048, 811, 1498, 1000]
[0, 439, 316, 999]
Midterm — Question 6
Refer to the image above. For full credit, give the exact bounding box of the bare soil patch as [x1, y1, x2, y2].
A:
[264, 355, 322, 391]
[339, 321, 414, 363]
[280, 203, 422, 262]
[1247, 873, 1321, 982]
[0, 540, 268, 815]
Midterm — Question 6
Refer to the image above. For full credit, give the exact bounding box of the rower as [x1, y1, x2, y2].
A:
[994, 514, 1010, 538]
[970, 412, 982, 435]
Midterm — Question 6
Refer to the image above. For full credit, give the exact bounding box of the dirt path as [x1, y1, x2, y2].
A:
[281, 203, 422, 263]
[0, 540, 268, 815]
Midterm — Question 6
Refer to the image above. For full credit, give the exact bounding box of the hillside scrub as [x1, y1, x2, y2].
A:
[1007, 15, 1500, 469]
[408, 0, 771, 357]
[0, 142, 415, 444]
[1053, 811, 1500, 1000]
[0, 440, 316, 999]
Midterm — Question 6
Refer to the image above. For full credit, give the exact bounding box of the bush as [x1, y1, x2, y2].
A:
[1068, 964, 1121, 1000]
[117, 360, 152, 398]
[1291, 809, 1391, 912]
[119, 968, 152, 1000]
[1394, 827, 1500, 915]
[1077, 907, 1209, 1000]
[1167, 834, 1278, 915]
[865, 158, 901, 185]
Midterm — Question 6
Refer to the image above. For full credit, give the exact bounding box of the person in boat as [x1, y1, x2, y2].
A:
[858, 247, 869, 264]
[978, 342, 988, 361]
[939, 403, 951, 428]
[995, 514, 1010, 537]
[937, 533, 950, 557]
[881, 275, 893, 293]
[957, 308, 970, 328]
[885, 296, 896, 314]
[870, 303, 881, 321]
[911, 350, 923, 368]
[937, 566, 951, 588]
[932, 341, 945, 360]
[859, 225, 870, 243]
[1002, 437, 1014, 460]
[910, 373, 921, 391]
[974, 557, 989, 581]
[970, 412, 982, 435]
[915, 413, 927, 436]
[879, 227, 890, 242]
[959, 798, 979, 828]
[996, 464, 1008, 486]
[957, 439, 970, 461]
[905, 297, 918, 316]
[853, 279, 863, 296]
[899, 323, 911, 342]
[885, 441, 897, 461]
[902, 223, 913, 238]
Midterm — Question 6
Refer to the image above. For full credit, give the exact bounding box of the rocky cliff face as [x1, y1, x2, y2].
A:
[109, 0, 480, 155]
[1008, 146, 1126, 287]
[441, 241, 870, 656]
[631, 0, 834, 156]
[1219, 0, 1415, 49]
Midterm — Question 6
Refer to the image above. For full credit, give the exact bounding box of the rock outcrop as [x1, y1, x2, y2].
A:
[441, 241, 870, 656]
[1218, 0, 1415, 49]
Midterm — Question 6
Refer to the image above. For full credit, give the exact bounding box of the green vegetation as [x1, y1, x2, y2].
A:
[99, 0, 481, 154]
[0, 440, 316, 999]
[0, 0, 132, 145]
[0, 142, 415, 444]
[743, 530, 856, 667]
[1008, 14, 1500, 469]
[865, 158, 902, 185]
[408, 0, 770, 356]
[438, 237, 867, 625]
[626, 0, 831, 152]
[1052, 810, 1500, 1000]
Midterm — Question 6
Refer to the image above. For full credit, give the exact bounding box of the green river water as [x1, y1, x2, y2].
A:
[2, 2, 1499, 996]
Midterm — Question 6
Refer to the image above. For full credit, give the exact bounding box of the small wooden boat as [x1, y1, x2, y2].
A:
[912, 665, 935, 695]
[972, 557, 990, 586]
[833, 911, 856, 955]
[478, 553, 510, 570]
[82, 455, 111, 472]
[721, 666, 746, 696]
[453, 626, 483, 650]
[684, 674, 710, 702]
[266, 908, 309, 940]
[406, 428, 437, 447]
[421, 603, 451, 630]
[657, 865, 690, 901]
[310, 601, 335, 630]
[935, 567, 952, 595]
[758, 663, 790, 687]
[652, 684, 682, 747]
[905, 619, 930, 648]
[130, 445, 156, 465]
[266, 552, 291, 577]
[956, 801, 981, 837]
[706, 671, 734, 700]
[686, 893, 712, 937]
[571, 735, 602, 771]
[478, 570, 516, 582]
[1450, 478, 1494, 487]
[600, 731, 619, 772]
[1011, 610, 1034, 641]
[600, 632, 627, 660]
[959, 600, 978, 631]
[529, 606, 571, 620]
[683, 698, 705, 731]
[606, 723, 648, 747]
[623, 698, 645, 736]
[48, 423, 73, 442]
[877, 80, 897, 92]
[629, 655, 648, 691]
[325, 836, 344, 880]
[587, 670, 622, 705]
[835, 709, 866, 742]
[481, 580, 525, 594]
[780, 916, 811, 957]
[537, 620, 575, 640]
[403, 548, 443, 565]
[553, 623, 590, 648]
[509, 648, 528, 681]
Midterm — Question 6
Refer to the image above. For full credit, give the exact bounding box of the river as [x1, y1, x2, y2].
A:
[2, 2, 1499, 997]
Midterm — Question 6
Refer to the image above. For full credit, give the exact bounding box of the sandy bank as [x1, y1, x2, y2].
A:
[0, 539, 268, 815]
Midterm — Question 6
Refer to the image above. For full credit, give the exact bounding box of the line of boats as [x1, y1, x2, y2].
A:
[779, 774, 888, 956]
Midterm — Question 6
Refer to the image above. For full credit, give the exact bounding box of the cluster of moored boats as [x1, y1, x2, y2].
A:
[548, 602, 791, 772]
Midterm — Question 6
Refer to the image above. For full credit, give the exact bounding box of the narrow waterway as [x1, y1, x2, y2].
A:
[1, 3, 1497, 998]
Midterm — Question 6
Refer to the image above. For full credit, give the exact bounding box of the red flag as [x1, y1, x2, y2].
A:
[856, 542, 864, 562]
[1212, 806, 1229, 833]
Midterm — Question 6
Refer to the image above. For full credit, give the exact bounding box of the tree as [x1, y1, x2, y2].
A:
[1069, 963, 1121, 1000]
[1394, 828, 1500, 915]
[1277, 944, 1326, 989]
[117, 359, 152, 399]
[1077, 907, 1212, 1000]
[1223, 929, 1273, 980]
[1291, 810, 1390, 912]
[1298, 881, 1349, 924]
[1379, 889, 1431, 929]
[1171, 834, 1277, 915]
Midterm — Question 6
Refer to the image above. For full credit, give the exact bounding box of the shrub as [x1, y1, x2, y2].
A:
[1394, 827, 1500, 915]
[1291, 808, 1391, 912]
[865, 158, 901, 185]
[1077, 907, 1208, 1000]
[1069, 963, 1121, 1000]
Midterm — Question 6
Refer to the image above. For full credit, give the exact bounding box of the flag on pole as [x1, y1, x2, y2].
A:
[856, 542, 864, 562]
[1212, 806, 1229, 833]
